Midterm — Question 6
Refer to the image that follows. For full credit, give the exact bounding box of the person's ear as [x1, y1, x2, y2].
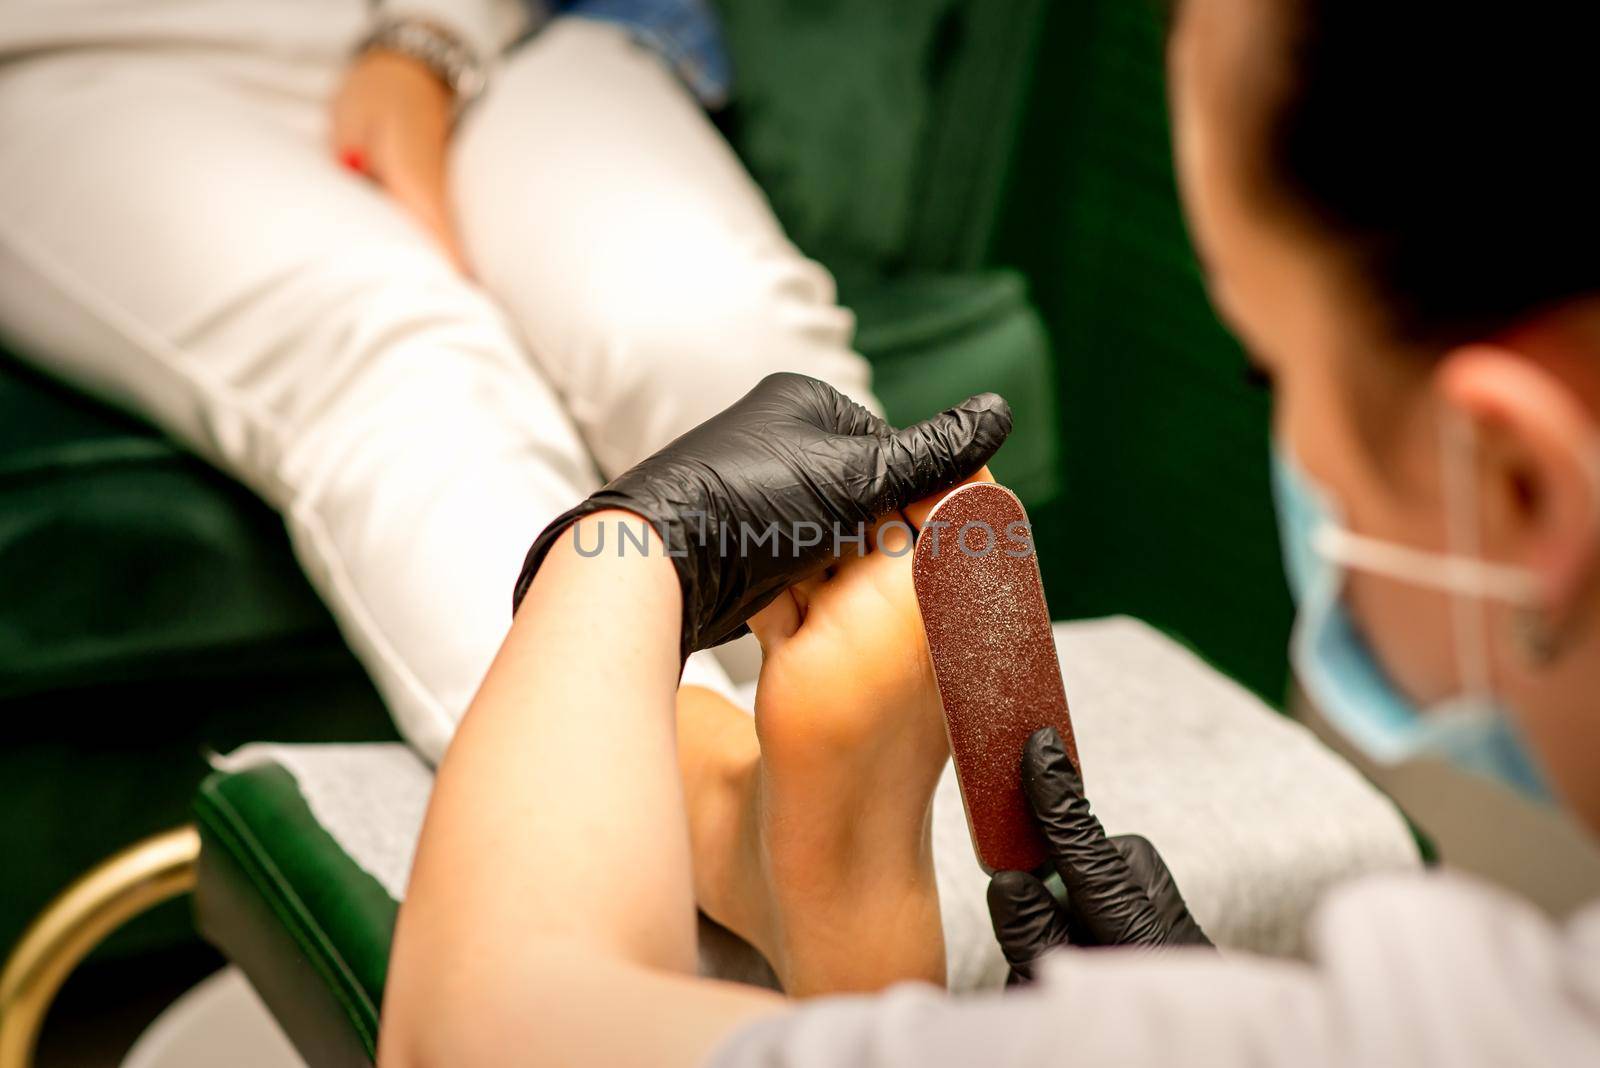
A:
[1436, 344, 1600, 621]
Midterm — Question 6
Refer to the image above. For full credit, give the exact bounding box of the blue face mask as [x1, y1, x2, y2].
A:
[1269, 430, 1553, 802]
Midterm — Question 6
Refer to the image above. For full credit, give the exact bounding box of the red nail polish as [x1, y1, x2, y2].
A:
[339, 147, 368, 175]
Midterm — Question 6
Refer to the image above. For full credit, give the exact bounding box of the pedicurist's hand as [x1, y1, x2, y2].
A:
[331, 48, 466, 270]
[987, 727, 1211, 984]
[513, 372, 1012, 658]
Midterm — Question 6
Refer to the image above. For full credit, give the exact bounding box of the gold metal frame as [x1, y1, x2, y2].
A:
[0, 826, 200, 1068]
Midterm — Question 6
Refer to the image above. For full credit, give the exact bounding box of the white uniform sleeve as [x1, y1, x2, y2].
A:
[373, 0, 541, 68]
[707, 872, 1600, 1068]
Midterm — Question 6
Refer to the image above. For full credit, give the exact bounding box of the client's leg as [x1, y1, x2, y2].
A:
[453, 17, 881, 479]
[676, 504, 967, 995]
[0, 49, 599, 763]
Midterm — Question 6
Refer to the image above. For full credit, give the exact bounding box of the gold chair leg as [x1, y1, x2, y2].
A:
[0, 826, 201, 1068]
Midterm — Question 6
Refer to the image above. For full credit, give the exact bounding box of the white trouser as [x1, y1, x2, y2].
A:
[0, 7, 876, 762]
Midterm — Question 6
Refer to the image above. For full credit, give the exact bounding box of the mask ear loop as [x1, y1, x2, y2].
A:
[1440, 409, 1494, 700]
[1311, 523, 1538, 600]
[1307, 413, 1541, 695]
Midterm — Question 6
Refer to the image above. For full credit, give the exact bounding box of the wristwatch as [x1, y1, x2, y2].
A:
[356, 17, 487, 107]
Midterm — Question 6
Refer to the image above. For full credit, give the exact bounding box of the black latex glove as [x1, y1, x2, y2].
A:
[512, 372, 1012, 658]
[987, 726, 1211, 983]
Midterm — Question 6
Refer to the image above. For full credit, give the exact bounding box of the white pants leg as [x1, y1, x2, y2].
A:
[0, 11, 865, 758]
[454, 18, 880, 478]
[0, 46, 600, 762]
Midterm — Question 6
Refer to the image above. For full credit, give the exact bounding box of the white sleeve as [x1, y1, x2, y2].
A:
[707, 872, 1600, 1068]
[372, 0, 543, 66]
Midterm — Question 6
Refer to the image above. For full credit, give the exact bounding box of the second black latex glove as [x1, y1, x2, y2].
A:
[512, 372, 1012, 658]
[987, 727, 1211, 983]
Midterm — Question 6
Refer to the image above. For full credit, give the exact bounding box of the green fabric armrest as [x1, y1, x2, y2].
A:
[195, 764, 396, 1067]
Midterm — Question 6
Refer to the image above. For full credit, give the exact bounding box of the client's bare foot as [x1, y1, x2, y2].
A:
[676, 474, 990, 996]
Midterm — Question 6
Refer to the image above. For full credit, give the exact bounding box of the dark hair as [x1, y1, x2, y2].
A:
[1258, 2, 1600, 347]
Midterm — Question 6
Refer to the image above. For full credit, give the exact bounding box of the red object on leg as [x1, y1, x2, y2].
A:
[338, 147, 369, 176]
[913, 482, 1079, 874]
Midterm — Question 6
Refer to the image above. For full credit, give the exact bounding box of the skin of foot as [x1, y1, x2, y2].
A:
[676, 471, 992, 996]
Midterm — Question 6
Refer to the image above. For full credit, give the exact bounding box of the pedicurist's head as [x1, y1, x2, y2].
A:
[1168, 0, 1600, 826]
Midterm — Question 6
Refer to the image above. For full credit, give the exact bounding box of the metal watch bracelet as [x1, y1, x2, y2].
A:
[355, 17, 487, 107]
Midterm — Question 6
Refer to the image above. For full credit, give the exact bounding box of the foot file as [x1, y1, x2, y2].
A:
[912, 482, 1080, 874]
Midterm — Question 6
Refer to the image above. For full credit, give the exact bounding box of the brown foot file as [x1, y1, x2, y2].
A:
[912, 482, 1079, 874]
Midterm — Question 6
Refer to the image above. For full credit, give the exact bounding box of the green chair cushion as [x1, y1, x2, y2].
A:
[0, 356, 339, 702]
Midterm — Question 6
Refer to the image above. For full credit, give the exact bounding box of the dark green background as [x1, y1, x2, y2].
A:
[992, 0, 1292, 701]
